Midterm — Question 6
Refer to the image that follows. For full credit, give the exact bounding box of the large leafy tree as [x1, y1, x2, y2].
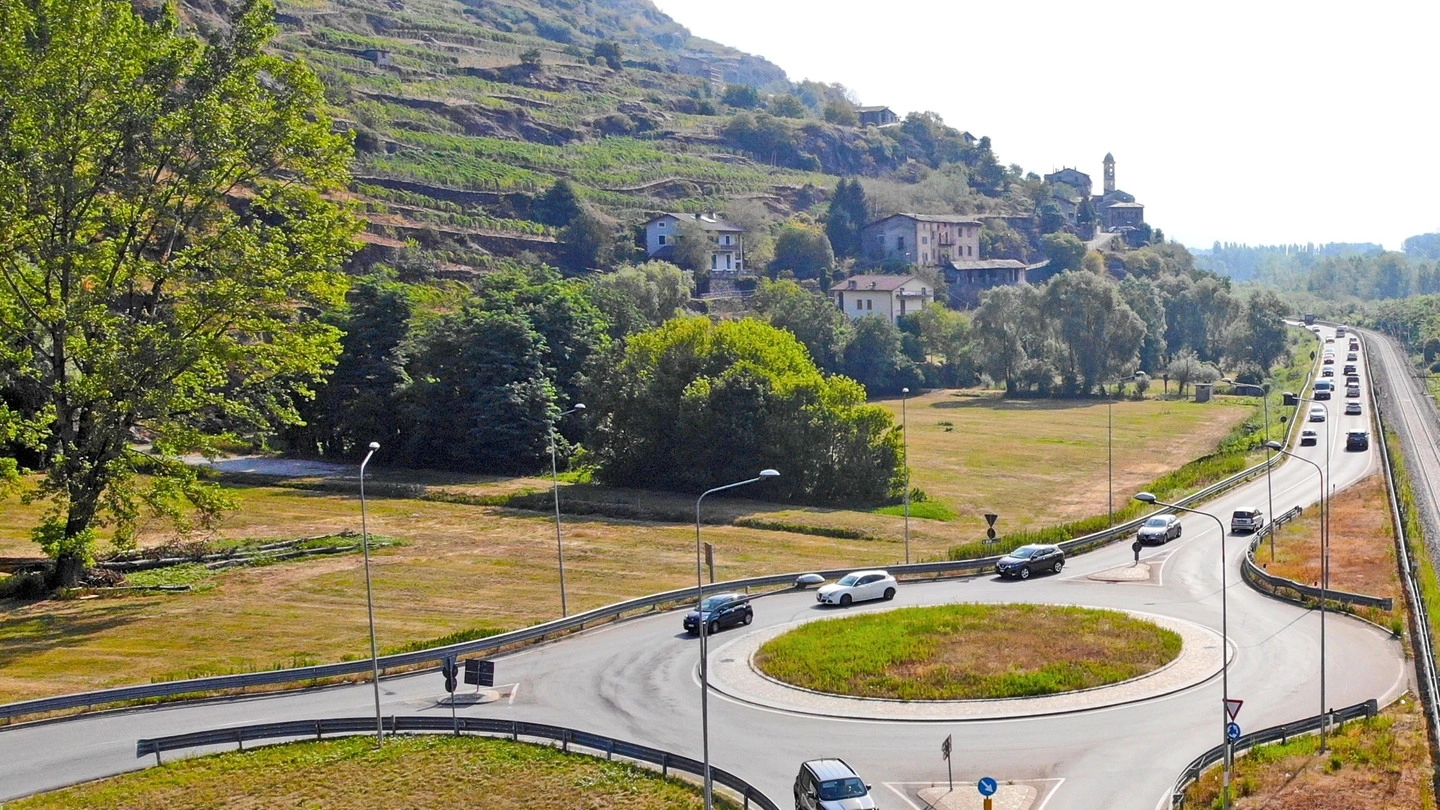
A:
[769, 220, 835, 283]
[586, 261, 692, 340]
[1043, 272, 1145, 395]
[585, 318, 901, 504]
[751, 279, 850, 371]
[0, 0, 358, 584]
[825, 178, 869, 260]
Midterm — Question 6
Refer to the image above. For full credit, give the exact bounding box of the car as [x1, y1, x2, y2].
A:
[1137, 514, 1182, 544]
[1322, 356, 1334, 365]
[1230, 507, 1265, 534]
[1345, 402, 1362, 415]
[996, 543, 1065, 579]
[1347, 352, 1358, 361]
[795, 759, 876, 810]
[1346, 386, 1361, 398]
[1300, 429, 1318, 446]
[683, 593, 753, 635]
[1350, 342, 1360, 352]
[1344, 364, 1358, 375]
[1309, 405, 1327, 421]
[1346, 431, 1370, 451]
[1346, 375, 1361, 386]
[1325, 337, 1335, 343]
[1321, 367, 1335, 377]
[816, 570, 897, 606]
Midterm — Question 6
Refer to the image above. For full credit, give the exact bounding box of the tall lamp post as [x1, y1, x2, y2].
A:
[696, 470, 779, 810]
[1134, 491, 1231, 809]
[359, 441, 384, 747]
[550, 403, 585, 617]
[1225, 379, 1276, 560]
[1264, 439, 1330, 750]
[1108, 371, 1147, 527]
[901, 387, 910, 564]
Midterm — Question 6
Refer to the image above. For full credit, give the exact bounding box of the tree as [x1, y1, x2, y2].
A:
[592, 40, 622, 69]
[1119, 277, 1167, 375]
[559, 211, 615, 273]
[752, 279, 850, 371]
[823, 99, 859, 126]
[519, 48, 542, 69]
[1040, 233, 1087, 273]
[825, 178, 869, 260]
[671, 219, 715, 274]
[0, 0, 359, 585]
[1223, 289, 1290, 372]
[1165, 349, 1218, 395]
[722, 83, 761, 109]
[585, 317, 901, 504]
[971, 285, 1049, 394]
[842, 317, 923, 396]
[1042, 272, 1144, 395]
[534, 179, 584, 227]
[586, 261, 693, 340]
[770, 221, 835, 282]
[767, 94, 806, 118]
[909, 303, 975, 387]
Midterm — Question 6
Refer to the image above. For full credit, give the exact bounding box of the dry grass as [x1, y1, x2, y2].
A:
[0, 388, 1252, 704]
[4, 734, 741, 810]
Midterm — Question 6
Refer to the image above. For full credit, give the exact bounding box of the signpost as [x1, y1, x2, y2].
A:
[464, 658, 495, 689]
[1225, 698, 1243, 721]
[978, 776, 997, 810]
[941, 734, 953, 791]
[1226, 722, 1242, 742]
[984, 513, 999, 543]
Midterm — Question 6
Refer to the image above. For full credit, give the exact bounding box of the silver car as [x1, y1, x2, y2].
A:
[1137, 514, 1182, 544]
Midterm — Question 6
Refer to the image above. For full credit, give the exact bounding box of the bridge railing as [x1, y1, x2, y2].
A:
[135, 715, 780, 810]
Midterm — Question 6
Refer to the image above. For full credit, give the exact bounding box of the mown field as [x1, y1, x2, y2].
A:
[0, 389, 1258, 703]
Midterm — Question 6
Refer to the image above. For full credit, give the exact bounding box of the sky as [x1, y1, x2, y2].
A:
[648, 0, 1439, 252]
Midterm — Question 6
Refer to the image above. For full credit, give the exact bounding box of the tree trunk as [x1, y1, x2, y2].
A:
[51, 551, 86, 589]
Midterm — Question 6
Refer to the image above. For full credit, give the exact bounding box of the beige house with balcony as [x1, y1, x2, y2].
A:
[862, 213, 981, 269]
[828, 274, 934, 323]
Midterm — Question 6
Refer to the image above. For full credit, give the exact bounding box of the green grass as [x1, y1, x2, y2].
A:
[753, 604, 1181, 700]
[5, 734, 742, 810]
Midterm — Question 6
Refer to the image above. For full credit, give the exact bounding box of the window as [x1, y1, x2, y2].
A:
[921, 236, 928, 245]
[711, 255, 717, 270]
[897, 236, 905, 251]
[856, 300, 863, 310]
[922, 252, 928, 263]
[658, 235, 666, 245]
[658, 221, 666, 228]
[866, 299, 872, 310]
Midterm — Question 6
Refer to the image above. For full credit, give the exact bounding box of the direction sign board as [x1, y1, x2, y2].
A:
[941, 734, 952, 760]
[1226, 722, 1241, 742]
[1224, 698, 1243, 721]
[978, 777, 997, 796]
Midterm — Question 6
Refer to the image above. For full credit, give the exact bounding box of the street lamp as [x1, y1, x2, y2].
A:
[1265, 438, 1330, 750]
[1134, 491, 1231, 809]
[1224, 379, 1276, 560]
[1109, 371, 1147, 527]
[550, 403, 586, 617]
[696, 469, 779, 810]
[901, 387, 910, 565]
[359, 441, 383, 747]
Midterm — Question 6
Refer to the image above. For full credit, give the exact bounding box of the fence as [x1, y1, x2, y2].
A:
[135, 715, 780, 810]
[1169, 699, 1378, 807]
[1240, 506, 1394, 611]
[0, 436, 1295, 722]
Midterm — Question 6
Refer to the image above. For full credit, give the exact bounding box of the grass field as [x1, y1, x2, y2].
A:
[0, 388, 1260, 704]
[753, 604, 1181, 700]
[4, 734, 738, 810]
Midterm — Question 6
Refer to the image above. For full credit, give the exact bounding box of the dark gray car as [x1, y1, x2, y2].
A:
[996, 543, 1065, 579]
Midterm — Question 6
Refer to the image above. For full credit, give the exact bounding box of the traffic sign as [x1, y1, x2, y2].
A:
[1226, 722, 1241, 742]
[986, 528, 997, 540]
[941, 734, 952, 760]
[1224, 698, 1243, 721]
[984, 513, 998, 527]
[978, 777, 997, 796]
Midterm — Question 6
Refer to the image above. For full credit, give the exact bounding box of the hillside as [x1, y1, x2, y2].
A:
[166, 0, 1030, 275]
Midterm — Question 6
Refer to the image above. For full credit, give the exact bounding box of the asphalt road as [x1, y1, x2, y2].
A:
[0, 325, 1413, 810]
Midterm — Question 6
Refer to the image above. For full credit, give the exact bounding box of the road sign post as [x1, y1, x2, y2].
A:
[941, 734, 952, 791]
[704, 542, 715, 583]
[984, 513, 999, 543]
[978, 775, 997, 809]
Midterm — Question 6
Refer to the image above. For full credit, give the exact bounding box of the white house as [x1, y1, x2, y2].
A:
[828, 274, 934, 323]
[642, 213, 746, 272]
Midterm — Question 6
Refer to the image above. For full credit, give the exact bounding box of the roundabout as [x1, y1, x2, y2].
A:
[708, 606, 1226, 721]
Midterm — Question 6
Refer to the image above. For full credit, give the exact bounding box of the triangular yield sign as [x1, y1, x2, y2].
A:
[1225, 698, 1243, 721]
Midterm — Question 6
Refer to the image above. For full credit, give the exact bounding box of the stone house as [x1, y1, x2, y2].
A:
[828, 274, 934, 323]
[857, 106, 899, 127]
[862, 213, 981, 269]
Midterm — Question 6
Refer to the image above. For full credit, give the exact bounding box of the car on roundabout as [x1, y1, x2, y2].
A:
[995, 543, 1065, 579]
[816, 570, 897, 606]
[795, 759, 876, 810]
[1137, 514, 1182, 544]
[1300, 429, 1318, 446]
[683, 593, 753, 635]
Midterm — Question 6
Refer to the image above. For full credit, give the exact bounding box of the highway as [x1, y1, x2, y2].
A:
[0, 325, 1415, 810]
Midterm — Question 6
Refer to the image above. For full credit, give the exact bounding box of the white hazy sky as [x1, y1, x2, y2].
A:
[649, 0, 1439, 252]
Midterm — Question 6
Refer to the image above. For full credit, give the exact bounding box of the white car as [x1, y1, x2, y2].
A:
[1309, 405, 1327, 422]
[816, 570, 897, 606]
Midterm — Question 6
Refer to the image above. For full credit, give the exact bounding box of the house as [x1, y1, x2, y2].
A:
[828, 275, 934, 323]
[944, 259, 1034, 308]
[1043, 167, 1092, 198]
[642, 212, 746, 272]
[360, 49, 392, 68]
[857, 106, 899, 127]
[861, 213, 981, 268]
[1091, 153, 1146, 233]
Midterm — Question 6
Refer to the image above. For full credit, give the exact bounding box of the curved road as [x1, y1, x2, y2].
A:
[0, 325, 1413, 810]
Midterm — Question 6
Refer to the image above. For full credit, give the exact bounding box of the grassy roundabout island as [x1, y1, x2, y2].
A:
[754, 604, 1183, 700]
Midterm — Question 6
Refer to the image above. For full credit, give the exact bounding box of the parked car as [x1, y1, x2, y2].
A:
[1322, 356, 1334, 365]
[1346, 431, 1370, 451]
[1309, 405, 1327, 421]
[795, 759, 876, 810]
[1345, 402, 1362, 415]
[996, 544, 1065, 579]
[1137, 514, 1183, 544]
[1230, 507, 1265, 534]
[816, 570, 897, 606]
[1300, 429, 1318, 446]
[683, 593, 753, 635]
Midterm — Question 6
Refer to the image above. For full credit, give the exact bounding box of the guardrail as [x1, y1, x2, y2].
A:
[1169, 698, 1378, 808]
[135, 715, 780, 810]
[0, 439, 1295, 723]
[1240, 506, 1395, 611]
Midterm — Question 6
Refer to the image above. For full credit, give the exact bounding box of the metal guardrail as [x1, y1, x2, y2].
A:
[0, 429, 1294, 723]
[135, 716, 780, 810]
[1169, 698, 1378, 808]
[1240, 506, 1395, 611]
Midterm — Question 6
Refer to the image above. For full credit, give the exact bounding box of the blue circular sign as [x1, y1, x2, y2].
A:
[978, 777, 998, 796]
[1226, 722, 1241, 741]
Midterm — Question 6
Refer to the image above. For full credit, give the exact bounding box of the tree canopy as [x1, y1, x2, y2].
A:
[0, 0, 359, 584]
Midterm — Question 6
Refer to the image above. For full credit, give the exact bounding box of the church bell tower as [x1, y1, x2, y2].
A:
[1103, 152, 1115, 195]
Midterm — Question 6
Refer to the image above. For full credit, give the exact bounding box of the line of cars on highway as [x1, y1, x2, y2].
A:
[1308, 325, 1370, 452]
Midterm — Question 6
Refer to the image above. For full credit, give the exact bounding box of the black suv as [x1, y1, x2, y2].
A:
[1346, 431, 1370, 451]
[683, 593, 753, 635]
[996, 544, 1065, 579]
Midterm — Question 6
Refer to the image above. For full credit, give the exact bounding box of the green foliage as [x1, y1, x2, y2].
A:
[0, 0, 358, 583]
[825, 178, 868, 260]
[751, 279, 850, 370]
[1040, 232, 1087, 272]
[842, 317, 923, 396]
[585, 261, 693, 340]
[722, 83, 760, 109]
[533, 179, 585, 227]
[769, 220, 835, 282]
[586, 317, 902, 504]
[767, 94, 807, 118]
